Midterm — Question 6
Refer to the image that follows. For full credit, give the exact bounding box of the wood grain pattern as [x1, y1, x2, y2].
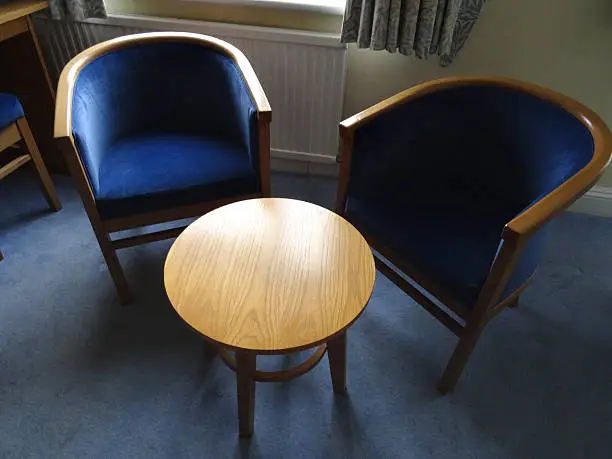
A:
[0, 16, 27, 41]
[55, 31, 271, 140]
[219, 345, 327, 382]
[16, 117, 61, 211]
[165, 198, 375, 354]
[0, 123, 21, 151]
[0, 0, 47, 25]
[0, 153, 30, 180]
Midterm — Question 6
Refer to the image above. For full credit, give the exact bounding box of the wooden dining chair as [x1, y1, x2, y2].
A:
[1, 93, 62, 260]
[336, 77, 612, 393]
[54, 32, 271, 304]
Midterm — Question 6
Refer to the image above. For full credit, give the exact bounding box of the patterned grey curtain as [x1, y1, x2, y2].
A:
[49, 0, 107, 20]
[341, 0, 486, 65]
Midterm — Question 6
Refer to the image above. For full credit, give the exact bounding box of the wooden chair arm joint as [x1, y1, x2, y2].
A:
[506, 175, 601, 237]
[257, 110, 272, 123]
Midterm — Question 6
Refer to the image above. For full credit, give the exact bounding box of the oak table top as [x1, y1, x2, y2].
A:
[164, 198, 375, 354]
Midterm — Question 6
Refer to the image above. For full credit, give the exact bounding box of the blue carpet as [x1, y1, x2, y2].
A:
[1, 169, 612, 458]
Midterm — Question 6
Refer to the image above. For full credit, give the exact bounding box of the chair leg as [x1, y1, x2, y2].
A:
[507, 297, 519, 308]
[16, 118, 61, 212]
[437, 328, 483, 394]
[236, 351, 257, 437]
[328, 331, 348, 394]
[203, 340, 218, 359]
[94, 228, 132, 305]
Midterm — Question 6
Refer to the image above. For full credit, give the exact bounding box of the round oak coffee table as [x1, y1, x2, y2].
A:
[164, 198, 375, 437]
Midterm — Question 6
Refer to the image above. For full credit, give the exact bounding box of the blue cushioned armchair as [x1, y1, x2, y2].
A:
[54, 32, 271, 304]
[336, 77, 612, 393]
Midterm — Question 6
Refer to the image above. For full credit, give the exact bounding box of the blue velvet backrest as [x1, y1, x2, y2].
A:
[348, 84, 595, 216]
[71, 42, 258, 193]
[347, 84, 596, 303]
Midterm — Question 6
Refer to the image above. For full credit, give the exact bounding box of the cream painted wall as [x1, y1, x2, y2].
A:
[106, 0, 612, 184]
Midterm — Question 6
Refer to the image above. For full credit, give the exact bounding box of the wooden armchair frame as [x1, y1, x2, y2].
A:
[336, 77, 612, 393]
[1, 116, 61, 260]
[54, 32, 272, 305]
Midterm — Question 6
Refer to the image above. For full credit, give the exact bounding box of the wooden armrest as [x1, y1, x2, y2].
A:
[505, 170, 605, 239]
[340, 86, 420, 137]
[0, 154, 30, 180]
[505, 107, 612, 238]
[340, 77, 496, 137]
[230, 43, 271, 123]
[55, 31, 271, 139]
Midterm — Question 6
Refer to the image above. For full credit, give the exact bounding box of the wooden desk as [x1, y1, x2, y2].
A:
[0, 1, 63, 172]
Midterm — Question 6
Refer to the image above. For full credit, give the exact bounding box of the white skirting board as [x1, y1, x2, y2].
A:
[270, 148, 339, 176]
[568, 186, 612, 217]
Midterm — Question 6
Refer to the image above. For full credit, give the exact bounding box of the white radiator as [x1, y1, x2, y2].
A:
[33, 14, 347, 170]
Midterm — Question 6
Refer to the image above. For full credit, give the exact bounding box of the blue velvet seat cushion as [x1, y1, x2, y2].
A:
[0, 93, 24, 130]
[95, 135, 258, 220]
[345, 187, 525, 307]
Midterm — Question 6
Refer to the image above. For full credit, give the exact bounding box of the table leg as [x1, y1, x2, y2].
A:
[203, 340, 218, 359]
[327, 331, 347, 394]
[236, 351, 257, 437]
